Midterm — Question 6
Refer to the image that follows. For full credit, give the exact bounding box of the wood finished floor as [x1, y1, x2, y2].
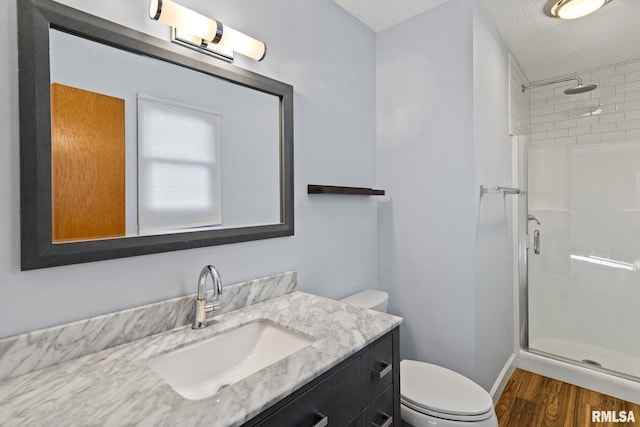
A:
[495, 369, 640, 427]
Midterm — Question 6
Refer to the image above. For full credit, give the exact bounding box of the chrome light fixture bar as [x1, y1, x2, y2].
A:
[149, 0, 266, 62]
[544, 0, 612, 19]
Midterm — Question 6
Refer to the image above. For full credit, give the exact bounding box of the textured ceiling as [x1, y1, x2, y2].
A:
[333, 0, 640, 82]
[479, 0, 640, 81]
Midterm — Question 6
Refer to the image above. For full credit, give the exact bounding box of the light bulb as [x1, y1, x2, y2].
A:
[550, 0, 607, 19]
[218, 25, 266, 61]
[150, 0, 221, 44]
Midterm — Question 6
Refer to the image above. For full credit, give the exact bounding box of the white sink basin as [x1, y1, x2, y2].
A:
[147, 319, 315, 400]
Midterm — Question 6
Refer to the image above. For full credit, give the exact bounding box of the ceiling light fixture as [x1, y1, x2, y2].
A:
[544, 0, 611, 19]
[149, 0, 266, 62]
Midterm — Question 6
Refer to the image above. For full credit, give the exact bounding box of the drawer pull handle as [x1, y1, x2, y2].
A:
[312, 414, 329, 427]
[373, 413, 393, 427]
[372, 362, 392, 379]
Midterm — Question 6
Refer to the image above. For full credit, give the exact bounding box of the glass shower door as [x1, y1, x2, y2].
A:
[527, 141, 640, 380]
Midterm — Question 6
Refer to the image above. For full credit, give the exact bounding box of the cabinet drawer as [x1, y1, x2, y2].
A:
[362, 334, 393, 405]
[257, 358, 362, 427]
[362, 385, 394, 427]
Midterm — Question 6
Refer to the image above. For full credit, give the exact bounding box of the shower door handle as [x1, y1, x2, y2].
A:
[534, 230, 540, 255]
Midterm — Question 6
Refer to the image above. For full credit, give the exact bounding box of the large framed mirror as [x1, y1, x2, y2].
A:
[18, 0, 294, 270]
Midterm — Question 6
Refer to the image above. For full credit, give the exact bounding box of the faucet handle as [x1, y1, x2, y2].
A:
[205, 298, 222, 312]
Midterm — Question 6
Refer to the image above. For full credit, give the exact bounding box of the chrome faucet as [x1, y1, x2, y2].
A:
[192, 265, 223, 329]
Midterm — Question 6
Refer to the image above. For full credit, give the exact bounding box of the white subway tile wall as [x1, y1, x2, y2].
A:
[509, 53, 531, 135]
[529, 58, 640, 148]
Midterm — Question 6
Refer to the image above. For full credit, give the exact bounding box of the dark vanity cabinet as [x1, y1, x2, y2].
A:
[242, 327, 400, 427]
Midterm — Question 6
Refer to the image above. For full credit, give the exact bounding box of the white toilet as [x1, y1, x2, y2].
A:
[341, 290, 498, 427]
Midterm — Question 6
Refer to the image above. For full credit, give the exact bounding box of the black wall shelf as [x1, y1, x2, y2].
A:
[307, 185, 385, 196]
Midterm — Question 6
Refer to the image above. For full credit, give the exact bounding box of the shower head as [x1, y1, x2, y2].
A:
[522, 76, 597, 96]
[564, 83, 598, 95]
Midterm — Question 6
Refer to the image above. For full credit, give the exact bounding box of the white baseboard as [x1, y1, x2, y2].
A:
[489, 353, 516, 404]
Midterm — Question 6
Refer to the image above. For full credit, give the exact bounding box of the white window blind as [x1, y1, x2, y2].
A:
[137, 95, 221, 234]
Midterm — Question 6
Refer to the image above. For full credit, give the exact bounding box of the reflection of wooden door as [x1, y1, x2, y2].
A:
[50, 83, 125, 242]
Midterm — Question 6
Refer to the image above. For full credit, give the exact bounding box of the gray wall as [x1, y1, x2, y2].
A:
[376, 0, 514, 391]
[0, 0, 378, 337]
[472, 5, 514, 391]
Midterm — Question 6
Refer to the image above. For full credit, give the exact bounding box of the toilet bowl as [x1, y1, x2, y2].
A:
[341, 290, 498, 427]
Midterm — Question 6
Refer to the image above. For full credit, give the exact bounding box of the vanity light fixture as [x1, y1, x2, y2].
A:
[149, 0, 266, 62]
[544, 0, 611, 19]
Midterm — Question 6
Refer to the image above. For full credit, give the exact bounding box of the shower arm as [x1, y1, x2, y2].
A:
[522, 76, 583, 93]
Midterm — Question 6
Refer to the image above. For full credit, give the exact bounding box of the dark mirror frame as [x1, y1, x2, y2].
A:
[18, 0, 294, 270]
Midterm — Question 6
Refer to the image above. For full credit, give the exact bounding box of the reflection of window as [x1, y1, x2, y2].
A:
[137, 95, 221, 234]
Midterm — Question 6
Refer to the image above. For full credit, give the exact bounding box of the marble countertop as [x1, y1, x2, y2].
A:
[0, 291, 401, 427]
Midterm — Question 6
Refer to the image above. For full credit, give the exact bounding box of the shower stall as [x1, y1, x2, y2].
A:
[526, 141, 640, 381]
[515, 65, 640, 403]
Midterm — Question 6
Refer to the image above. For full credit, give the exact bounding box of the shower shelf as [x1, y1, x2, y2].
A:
[480, 185, 520, 197]
[307, 185, 385, 196]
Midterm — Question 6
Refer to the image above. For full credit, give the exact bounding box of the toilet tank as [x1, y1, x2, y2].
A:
[341, 290, 389, 313]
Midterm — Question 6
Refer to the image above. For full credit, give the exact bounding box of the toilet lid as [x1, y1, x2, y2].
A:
[400, 360, 493, 417]
[340, 290, 388, 311]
